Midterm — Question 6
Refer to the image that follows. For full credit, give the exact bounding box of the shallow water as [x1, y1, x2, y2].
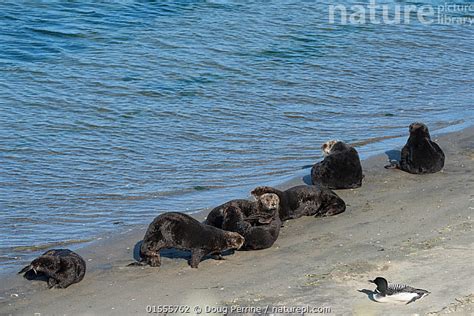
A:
[1, 1, 473, 270]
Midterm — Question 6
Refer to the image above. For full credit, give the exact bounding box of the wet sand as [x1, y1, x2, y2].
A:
[1, 127, 473, 316]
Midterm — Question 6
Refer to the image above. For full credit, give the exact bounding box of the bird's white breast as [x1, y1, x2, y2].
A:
[373, 292, 419, 304]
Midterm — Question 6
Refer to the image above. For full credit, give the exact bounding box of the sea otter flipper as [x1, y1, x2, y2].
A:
[384, 160, 400, 169]
[190, 249, 207, 268]
[209, 252, 226, 260]
[127, 261, 147, 267]
[18, 265, 31, 275]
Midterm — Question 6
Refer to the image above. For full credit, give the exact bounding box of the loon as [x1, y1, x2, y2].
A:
[369, 277, 430, 304]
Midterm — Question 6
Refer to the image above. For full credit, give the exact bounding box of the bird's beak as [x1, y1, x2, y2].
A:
[368, 279, 374, 283]
[33, 267, 37, 274]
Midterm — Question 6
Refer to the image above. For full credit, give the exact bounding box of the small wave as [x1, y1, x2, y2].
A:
[12, 239, 94, 252]
[27, 27, 87, 39]
[284, 112, 305, 119]
[78, 185, 228, 202]
[136, 90, 165, 98]
[351, 135, 404, 148]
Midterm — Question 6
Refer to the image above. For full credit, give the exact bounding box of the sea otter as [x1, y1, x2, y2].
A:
[205, 193, 280, 228]
[385, 122, 445, 174]
[311, 140, 364, 189]
[18, 249, 86, 289]
[206, 194, 281, 250]
[251, 185, 346, 221]
[139, 212, 244, 268]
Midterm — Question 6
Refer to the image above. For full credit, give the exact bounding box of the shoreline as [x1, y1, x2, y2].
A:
[1, 120, 470, 276]
[1, 125, 473, 315]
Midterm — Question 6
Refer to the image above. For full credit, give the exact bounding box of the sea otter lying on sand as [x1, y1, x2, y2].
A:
[311, 140, 364, 189]
[251, 185, 346, 221]
[206, 193, 280, 228]
[206, 193, 281, 250]
[139, 212, 244, 268]
[385, 122, 445, 174]
[18, 249, 86, 289]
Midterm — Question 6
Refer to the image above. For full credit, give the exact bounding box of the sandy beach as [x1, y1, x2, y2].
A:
[1, 126, 473, 316]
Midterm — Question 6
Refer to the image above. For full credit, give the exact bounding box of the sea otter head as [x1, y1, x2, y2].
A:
[321, 140, 347, 156]
[29, 256, 61, 274]
[255, 193, 280, 223]
[409, 122, 430, 138]
[224, 232, 245, 250]
[258, 193, 279, 212]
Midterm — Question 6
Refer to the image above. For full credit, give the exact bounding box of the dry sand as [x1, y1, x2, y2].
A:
[1, 127, 473, 316]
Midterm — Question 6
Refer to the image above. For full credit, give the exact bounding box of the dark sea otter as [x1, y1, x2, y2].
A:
[251, 185, 346, 221]
[139, 212, 244, 268]
[206, 193, 281, 250]
[385, 122, 445, 174]
[205, 193, 280, 228]
[311, 140, 364, 189]
[18, 249, 86, 289]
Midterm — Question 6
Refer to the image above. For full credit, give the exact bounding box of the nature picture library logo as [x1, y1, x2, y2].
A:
[328, 1, 474, 25]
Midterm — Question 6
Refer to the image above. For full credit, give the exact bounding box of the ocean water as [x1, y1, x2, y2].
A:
[1, 1, 473, 271]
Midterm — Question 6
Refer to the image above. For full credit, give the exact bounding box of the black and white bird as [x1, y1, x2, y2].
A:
[369, 277, 430, 304]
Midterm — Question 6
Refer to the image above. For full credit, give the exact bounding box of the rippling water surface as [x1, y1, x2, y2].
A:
[1, 1, 473, 270]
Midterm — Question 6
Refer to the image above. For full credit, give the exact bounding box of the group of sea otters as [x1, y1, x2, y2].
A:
[19, 122, 445, 291]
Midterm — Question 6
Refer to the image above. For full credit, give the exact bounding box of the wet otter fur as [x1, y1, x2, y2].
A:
[311, 140, 363, 189]
[18, 249, 86, 289]
[251, 185, 346, 221]
[206, 193, 281, 250]
[139, 212, 244, 268]
[385, 122, 445, 174]
[221, 203, 281, 250]
[205, 193, 280, 228]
